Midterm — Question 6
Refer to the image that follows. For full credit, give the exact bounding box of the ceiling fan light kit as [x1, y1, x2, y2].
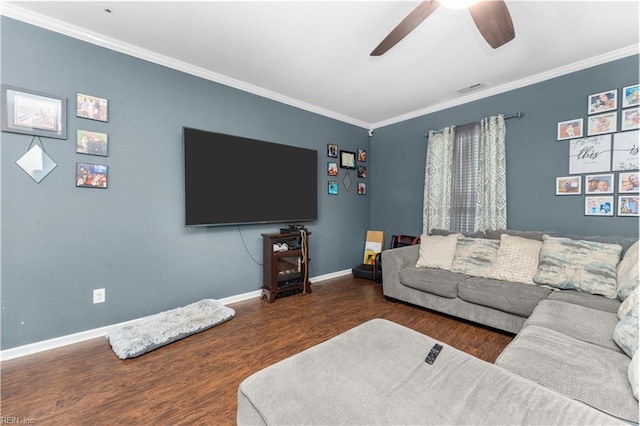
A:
[370, 0, 515, 56]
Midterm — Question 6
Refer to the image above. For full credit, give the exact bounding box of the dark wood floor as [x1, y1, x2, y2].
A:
[1, 276, 513, 425]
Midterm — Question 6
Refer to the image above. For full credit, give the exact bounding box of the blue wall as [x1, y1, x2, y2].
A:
[0, 18, 370, 349]
[1, 17, 638, 350]
[370, 55, 640, 242]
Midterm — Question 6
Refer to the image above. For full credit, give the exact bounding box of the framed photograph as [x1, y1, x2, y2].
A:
[76, 130, 108, 156]
[327, 161, 338, 176]
[357, 182, 366, 195]
[557, 118, 583, 141]
[621, 107, 639, 131]
[584, 196, 614, 216]
[619, 172, 639, 193]
[357, 149, 367, 162]
[569, 135, 612, 174]
[613, 131, 639, 171]
[1, 85, 66, 139]
[618, 195, 639, 216]
[588, 89, 617, 115]
[555, 176, 581, 195]
[328, 181, 338, 195]
[585, 173, 613, 194]
[588, 112, 617, 136]
[76, 162, 108, 188]
[357, 165, 367, 179]
[327, 143, 338, 158]
[622, 84, 640, 108]
[77, 93, 108, 122]
[340, 150, 356, 169]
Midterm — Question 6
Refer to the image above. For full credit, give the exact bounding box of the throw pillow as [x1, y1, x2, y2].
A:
[619, 287, 639, 320]
[488, 234, 542, 285]
[450, 238, 500, 278]
[533, 235, 622, 298]
[630, 350, 639, 401]
[415, 233, 462, 270]
[617, 241, 639, 301]
[614, 303, 639, 358]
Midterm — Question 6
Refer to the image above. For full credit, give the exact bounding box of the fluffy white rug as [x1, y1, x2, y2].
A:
[106, 299, 235, 359]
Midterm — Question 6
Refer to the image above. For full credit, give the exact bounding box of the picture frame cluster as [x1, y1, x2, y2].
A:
[555, 83, 639, 217]
[326, 143, 367, 195]
[75, 93, 109, 189]
[0, 85, 112, 188]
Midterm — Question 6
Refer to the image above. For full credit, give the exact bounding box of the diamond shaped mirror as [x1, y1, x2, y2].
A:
[16, 143, 57, 183]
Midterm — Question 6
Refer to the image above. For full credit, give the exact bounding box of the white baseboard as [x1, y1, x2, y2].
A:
[0, 269, 353, 361]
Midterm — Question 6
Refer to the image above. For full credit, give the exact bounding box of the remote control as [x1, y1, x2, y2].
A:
[425, 343, 443, 365]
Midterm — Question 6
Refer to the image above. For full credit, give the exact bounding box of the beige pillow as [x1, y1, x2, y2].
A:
[617, 241, 639, 301]
[489, 234, 542, 285]
[416, 233, 462, 270]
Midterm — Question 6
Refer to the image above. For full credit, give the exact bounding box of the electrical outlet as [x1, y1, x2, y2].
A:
[93, 288, 106, 304]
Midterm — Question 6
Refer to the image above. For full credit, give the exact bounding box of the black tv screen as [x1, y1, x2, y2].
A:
[183, 127, 318, 226]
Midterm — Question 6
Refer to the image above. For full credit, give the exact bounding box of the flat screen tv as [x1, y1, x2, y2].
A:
[183, 127, 318, 226]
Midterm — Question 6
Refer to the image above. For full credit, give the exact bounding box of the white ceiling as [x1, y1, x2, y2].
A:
[3, 1, 640, 129]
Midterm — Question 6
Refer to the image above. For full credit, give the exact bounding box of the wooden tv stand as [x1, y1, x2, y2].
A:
[261, 232, 310, 303]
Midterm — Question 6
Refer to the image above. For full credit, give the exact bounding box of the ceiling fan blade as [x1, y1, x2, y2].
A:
[469, 0, 515, 49]
[370, 1, 440, 56]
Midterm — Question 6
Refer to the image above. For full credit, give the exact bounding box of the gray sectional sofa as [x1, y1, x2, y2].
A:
[237, 230, 638, 424]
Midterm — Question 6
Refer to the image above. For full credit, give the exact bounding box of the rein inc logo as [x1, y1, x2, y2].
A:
[1, 418, 35, 424]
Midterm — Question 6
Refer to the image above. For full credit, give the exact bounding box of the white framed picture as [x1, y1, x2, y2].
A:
[612, 131, 639, 171]
[585, 196, 614, 216]
[588, 112, 617, 136]
[557, 118, 583, 141]
[588, 89, 617, 115]
[569, 135, 612, 174]
[621, 107, 639, 131]
[622, 84, 640, 108]
[618, 172, 639, 193]
[555, 176, 582, 195]
[585, 173, 613, 194]
[618, 195, 639, 216]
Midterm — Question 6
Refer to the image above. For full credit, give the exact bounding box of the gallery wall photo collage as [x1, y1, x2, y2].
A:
[555, 84, 639, 217]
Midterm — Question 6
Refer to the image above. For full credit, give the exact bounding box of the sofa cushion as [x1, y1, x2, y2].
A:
[485, 229, 556, 241]
[430, 229, 485, 238]
[496, 325, 638, 423]
[415, 233, 462, 270]
[614, 303, 639, 358]
[547, 289, 621, 314]
[533, 235, 622, 298]
[450, 238, 499, 278]
[399, 267, 464, 299]
[524, 300, 620, 351]
[619, 287, 639, 319]
[458, 277, 552, 317]
[617, 240, 639, 301]
[488, 234, 542, 285]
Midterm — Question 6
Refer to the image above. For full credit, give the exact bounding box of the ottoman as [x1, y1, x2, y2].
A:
[237, 319, 621, 425]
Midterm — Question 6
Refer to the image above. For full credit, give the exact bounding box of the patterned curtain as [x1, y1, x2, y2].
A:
[422, 128, 454, 234]
[422, 115, 507, 234]
[475, 115, 507, 230]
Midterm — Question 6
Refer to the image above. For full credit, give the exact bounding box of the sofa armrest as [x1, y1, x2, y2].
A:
[381, 245, 420, 296]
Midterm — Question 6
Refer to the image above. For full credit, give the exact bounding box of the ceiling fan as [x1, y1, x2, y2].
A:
[370, 0, 515, 56]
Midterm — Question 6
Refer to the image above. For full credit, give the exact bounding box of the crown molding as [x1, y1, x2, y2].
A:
[371, 44, 640, 129]
[2, 4, 637, 133]
[1, 4, 371, 130]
